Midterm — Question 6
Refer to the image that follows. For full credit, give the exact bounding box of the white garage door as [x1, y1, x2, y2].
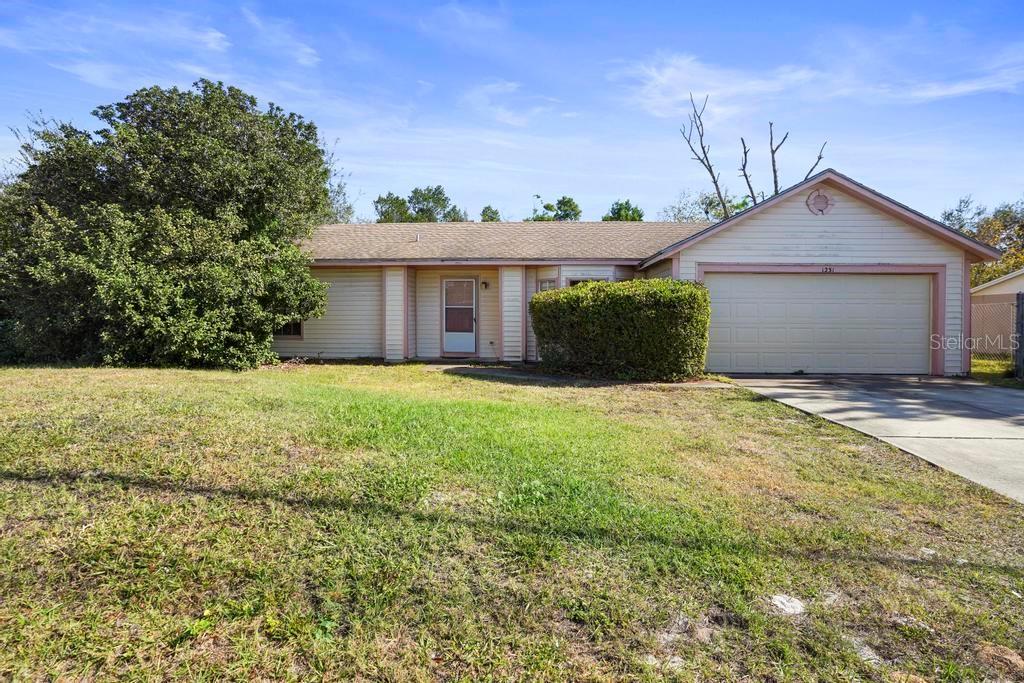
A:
[705, 273, 931, 374]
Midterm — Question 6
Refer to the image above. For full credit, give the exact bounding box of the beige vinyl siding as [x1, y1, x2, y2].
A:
[415, 270, 499, 359]
[500, 267, 525, 361]
[974, 272, 1024, 296]
[415, 270, 440, 358]
[677, 184, 966, 374]
[273, 267, 383, 359]
[559, 265, 619, 286]
[525, 267, 537, 361]
[384, 267, 406, 360]
[406, 269, 416, 357]
[536, 265, 559, 282]
[528, 267, 559, 362]
[613, 266, 636, 281]
[644, 259, 673, 279]
[477, 271, 500, 359]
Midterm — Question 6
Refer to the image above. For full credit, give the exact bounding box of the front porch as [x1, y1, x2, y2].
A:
[386, 265, 552, 363]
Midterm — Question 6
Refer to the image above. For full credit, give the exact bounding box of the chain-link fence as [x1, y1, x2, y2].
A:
[971, 297, 1018, 361]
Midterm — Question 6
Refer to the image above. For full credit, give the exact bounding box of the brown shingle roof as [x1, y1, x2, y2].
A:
[303, 221, 709, 262]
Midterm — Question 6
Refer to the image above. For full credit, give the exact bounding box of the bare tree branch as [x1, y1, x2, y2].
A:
[803, 141, 827, 180]
[738, 137, 757, 206]
[681, 94, 730, 218]
[768, 122, 789, 195]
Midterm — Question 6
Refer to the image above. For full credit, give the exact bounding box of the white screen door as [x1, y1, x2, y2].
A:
[443, 279, 476, 354]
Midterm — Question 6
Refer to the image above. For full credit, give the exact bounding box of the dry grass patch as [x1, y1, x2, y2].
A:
[1, 363, 1022, 681]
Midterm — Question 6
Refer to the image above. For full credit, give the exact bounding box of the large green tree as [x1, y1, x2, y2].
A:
[602, 199, 644, 221]
[526, 195, 582, 221]
[373, 186, 468, 222]
[480, 205, 501, 222]
[942, 196, 1024, 286]
[0, 80, 331, 368]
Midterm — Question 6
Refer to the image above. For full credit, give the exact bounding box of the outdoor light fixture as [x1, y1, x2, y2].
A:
[480, 281, 490, 290]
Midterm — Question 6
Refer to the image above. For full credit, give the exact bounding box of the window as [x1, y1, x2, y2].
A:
[538, 278, 557, 292]
[275, 321, 302, 338]
[567, 277, 609, 286]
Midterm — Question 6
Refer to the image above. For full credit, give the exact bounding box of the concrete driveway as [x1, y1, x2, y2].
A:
[734, 376, 1024, 504]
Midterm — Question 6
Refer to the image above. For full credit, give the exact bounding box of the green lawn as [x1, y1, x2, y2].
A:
[1, 364, 1022, 681]
[971, 357, 1024, 389]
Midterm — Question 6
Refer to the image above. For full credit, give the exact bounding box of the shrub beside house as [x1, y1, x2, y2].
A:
[529, 279, 710, 381]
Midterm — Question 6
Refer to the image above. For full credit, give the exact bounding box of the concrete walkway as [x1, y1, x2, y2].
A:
[734, 376, 1024, 504]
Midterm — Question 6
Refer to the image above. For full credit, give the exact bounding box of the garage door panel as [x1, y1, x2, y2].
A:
[759, 352, 790, 371]
[788, 327, 815, 344]
[709, 326, 732, 343]
[705, 273, 930, 374]
[844, 328, 876, 344]
[814, 327, 843, 344]
[788, 303, 815, 320]
[754, 327, 784, 344]
[734, 302, 759, 319]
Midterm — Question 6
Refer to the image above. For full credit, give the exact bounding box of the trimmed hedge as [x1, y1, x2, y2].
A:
[529, 278, 710, 381]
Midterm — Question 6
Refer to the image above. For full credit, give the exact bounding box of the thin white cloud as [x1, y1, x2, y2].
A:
[241, 7, 319, 67]
[52, 60, 127, 89]
[613, 54, 819, 119]
[420, 3, 507, 35]
[904, 45, 1024, 100]
[614, 34, 1024, 119]
[461, 80, 560, 127]
[0, 9, 228, 54]
[463, 81, 527, 126]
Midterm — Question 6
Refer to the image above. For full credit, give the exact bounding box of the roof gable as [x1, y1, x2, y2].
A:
[972, 266, 1024, 293]
[639, 169, 1001, 268]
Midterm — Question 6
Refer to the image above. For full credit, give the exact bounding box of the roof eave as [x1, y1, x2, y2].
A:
[971, 265, 1024, 293]
[310, 257, 645, 267]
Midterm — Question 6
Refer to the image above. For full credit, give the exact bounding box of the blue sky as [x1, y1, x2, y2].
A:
[2, 0, 1023, 221]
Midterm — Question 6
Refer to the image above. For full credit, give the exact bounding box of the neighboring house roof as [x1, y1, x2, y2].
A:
[638, 168, 1002, 268]
[971, 266, 1024, 293]
[303, 220, 708, 263]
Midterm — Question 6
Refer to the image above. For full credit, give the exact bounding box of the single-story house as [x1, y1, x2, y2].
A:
[274, 169, 1000, 376]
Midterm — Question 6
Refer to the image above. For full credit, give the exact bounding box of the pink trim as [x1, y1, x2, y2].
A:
[695, 263, 948, 279]
[670, 255, 680, 280]
[557, 264, 563, 288]
[312, 258, 641, 267]
[497, 269, 504, 360]
[520, 266, 527, 362]
[640, 170, 1001, 269]
[381, 268, 387, 357]
[402, 266, 409, 360]
[963, 254, 971, 375]
[697, 262, 948, 376]
[403, 270, 411, 360]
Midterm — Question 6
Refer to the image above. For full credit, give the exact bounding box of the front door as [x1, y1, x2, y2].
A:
[443, 279, 476, 354]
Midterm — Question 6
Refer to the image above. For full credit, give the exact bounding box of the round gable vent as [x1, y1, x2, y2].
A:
[806, 189, 834, 215]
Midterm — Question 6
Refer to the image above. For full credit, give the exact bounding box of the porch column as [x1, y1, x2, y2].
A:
[383, 266, 407, 361]
[499, 266, 525, 362]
